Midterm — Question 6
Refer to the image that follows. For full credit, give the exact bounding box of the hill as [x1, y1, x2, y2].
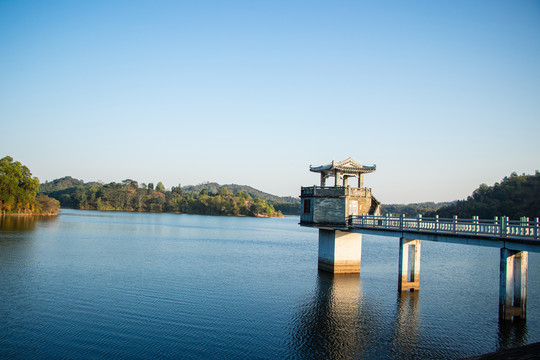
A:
[182, 182, 298, 203]
[426, 171, 540, 220]
[380, 202, 456, 217]
[40, 176, 85, 191]
[182, 182, 300, 214]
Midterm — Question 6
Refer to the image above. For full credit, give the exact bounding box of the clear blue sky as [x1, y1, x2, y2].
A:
[1, 0, 539, 203]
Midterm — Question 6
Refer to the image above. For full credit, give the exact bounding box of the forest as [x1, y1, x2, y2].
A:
[425, 171, 540, 220]
[39, 177, 284, 217]
[0, 156, 60, 215]
[380, 201, 455, 217]
[382, 172, 539, 220]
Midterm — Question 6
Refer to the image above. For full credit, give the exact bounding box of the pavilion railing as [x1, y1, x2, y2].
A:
[349, 214, 540, 241]
[301, 186, 371, 198]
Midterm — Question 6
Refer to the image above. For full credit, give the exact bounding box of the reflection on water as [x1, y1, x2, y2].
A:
[393, 291, 420, 356]
[288, 272, 428, 359]
[0, 214, 57, 231]
[288, 272, 368, 359]
[498, 319, 528, 350]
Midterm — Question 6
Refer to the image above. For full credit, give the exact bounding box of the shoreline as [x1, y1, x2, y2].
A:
[49, 207, 282, 218]
[1, 212, 59, 217]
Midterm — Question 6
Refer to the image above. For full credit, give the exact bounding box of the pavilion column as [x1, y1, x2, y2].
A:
[358, 174, 364, 188]
[318, 229, 362, 273]
[335, 171, 341, 186]
[398, 238, 421, 291]
[321, 173, 326, 187]
[499, 249, 528, 320]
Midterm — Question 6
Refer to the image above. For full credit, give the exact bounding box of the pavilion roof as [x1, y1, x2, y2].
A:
[309, 157, 376, 175]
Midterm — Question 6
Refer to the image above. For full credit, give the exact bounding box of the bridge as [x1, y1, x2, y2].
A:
[300, 158, 539, 321]
[349, 214, 539, 251]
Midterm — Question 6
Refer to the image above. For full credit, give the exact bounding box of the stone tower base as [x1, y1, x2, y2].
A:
[318, 229, 362, 273]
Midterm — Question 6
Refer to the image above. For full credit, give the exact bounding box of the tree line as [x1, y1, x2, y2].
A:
[374, 172, 540, 220]
[425, 171, 540, 220]
[380, 201, 455, 217]
[39, 177, 283, 217]
[0, 156, 60, 215]
[181, 182, 300, 214]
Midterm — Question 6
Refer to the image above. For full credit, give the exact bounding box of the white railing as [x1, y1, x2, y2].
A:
[349, 215, 540, 241]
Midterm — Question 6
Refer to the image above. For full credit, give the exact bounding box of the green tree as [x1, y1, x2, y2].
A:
[0, 156, 40, 213]
[171, 184, 182, 195]
[35, 194, 60, 214]
[122, 179, 138, 189]
[156, 181, 166, 193]
[219, 187, 231, 196]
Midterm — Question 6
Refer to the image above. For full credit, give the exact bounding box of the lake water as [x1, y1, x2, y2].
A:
[1, 209, 539, 359]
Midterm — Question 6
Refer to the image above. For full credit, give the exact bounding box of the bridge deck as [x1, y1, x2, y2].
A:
[344, 215, 540, 252]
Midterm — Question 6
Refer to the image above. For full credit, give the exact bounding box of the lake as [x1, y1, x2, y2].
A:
[1, 209, 539, 359]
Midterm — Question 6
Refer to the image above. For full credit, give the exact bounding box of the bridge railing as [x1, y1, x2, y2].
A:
[349, 214, 540, 240]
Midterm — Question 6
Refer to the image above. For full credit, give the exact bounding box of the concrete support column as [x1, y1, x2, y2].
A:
[318, 229, 362, 273]
[499, 248, 528, 320]
[398, 238, 421, 291]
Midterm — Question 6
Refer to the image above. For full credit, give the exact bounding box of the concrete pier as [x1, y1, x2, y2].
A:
[398, 238, 421, 291]
[499, 249, 528, 320]
[318, 229, 362, 273]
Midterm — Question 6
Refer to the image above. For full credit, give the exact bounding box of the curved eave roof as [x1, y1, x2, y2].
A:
[310, 157, 376, 174]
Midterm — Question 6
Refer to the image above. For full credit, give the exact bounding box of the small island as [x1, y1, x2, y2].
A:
[0, 156, 60, 216]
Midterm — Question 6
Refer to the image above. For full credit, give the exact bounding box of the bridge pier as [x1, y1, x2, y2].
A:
[398, 238, 421, 291]
[499, 249, 528, 320]
[318, 229, 362, 273]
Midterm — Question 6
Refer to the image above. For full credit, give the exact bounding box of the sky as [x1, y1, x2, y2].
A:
[1, 0, 539, 204]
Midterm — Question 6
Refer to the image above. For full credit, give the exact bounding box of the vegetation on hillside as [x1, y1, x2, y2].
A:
[0, 156, 60, 215]
[182, 182, 300, 215]
[39, 177, 283, 217]
[380, 202, 455, 217]
[425, 171, 540, 220]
